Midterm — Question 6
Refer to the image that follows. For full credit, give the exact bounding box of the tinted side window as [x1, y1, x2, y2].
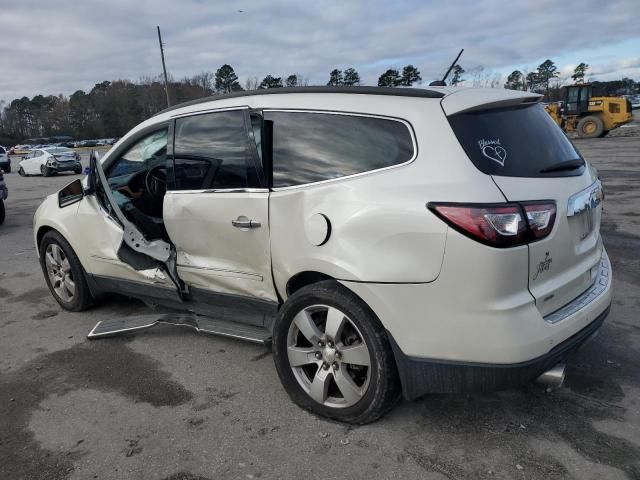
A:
[172, 110, 257, 190]
[106, 129, 167, 180]
[104, 129, 167, 210]
[265, 111, 414, 188]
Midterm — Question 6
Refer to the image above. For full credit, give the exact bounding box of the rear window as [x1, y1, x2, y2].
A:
[449, 104, 584, 177]
[46, 147, 73, 154]
[266, 111, 414, 187]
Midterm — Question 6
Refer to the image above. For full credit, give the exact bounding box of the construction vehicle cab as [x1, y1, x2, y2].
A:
[546, 83, 634, 138]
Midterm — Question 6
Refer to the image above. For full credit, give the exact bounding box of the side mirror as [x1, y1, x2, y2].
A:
[58, 179, 84, 208]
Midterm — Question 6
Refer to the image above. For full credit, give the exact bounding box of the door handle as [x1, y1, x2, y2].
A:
[232, 217, 261, 229]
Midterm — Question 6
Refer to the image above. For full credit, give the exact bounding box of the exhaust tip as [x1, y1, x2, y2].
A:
[536, 363, 566, 388]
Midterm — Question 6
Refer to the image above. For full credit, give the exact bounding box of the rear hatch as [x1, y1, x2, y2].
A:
[50, 149, 77, 163]
[445, 98, 603, 316]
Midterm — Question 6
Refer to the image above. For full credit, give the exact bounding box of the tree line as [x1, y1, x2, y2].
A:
[1, 61, 637, 145]
[501, 60, 638, 101]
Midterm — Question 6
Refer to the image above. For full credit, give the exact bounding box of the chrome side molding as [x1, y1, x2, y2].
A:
[567, 179, 604, 217]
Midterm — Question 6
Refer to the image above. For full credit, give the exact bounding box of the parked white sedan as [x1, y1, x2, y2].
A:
[18, 147, 82, 177]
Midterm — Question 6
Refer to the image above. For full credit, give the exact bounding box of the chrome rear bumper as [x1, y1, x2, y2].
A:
[544, 251, 611, 325]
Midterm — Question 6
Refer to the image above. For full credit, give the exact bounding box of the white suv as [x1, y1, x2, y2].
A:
[34, 86, 611, 424]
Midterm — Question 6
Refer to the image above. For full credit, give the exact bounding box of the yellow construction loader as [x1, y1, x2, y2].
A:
[545, 84, 634, 138]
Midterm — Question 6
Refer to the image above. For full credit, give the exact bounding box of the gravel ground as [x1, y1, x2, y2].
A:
[1, 137, 639, 480]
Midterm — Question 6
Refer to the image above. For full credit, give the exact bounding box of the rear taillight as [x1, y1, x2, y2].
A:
[428, 202, 556, 248]
[522, 202, 556, 239]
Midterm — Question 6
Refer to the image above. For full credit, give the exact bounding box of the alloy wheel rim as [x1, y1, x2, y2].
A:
[287, 304, 371, 408]
[44, 243, 75, 302]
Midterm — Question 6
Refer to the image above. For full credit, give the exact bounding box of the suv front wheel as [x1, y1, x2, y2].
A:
[39, 231, 93, 311]
[273, 281, 400, 424]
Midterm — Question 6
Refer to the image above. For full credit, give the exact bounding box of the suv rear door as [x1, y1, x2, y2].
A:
[446, 99, 604, 317]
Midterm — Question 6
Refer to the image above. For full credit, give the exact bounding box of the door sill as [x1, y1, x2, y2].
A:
[87, 275, 278, 330]
[87, 312, 271, 344]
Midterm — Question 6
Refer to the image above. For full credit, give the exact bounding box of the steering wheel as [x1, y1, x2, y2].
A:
[144, 165, 167, 200]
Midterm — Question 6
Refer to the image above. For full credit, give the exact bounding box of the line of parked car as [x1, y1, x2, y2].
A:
[7, 138, 118, 155]
[0, 138, 118, 178]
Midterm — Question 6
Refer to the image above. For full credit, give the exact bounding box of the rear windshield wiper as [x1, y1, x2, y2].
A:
[539, 159, 585, 174]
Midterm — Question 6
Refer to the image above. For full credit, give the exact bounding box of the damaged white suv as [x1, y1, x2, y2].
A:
[34, 86, 611, 424]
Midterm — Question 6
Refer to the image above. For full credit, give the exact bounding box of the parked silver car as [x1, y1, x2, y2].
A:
[0, 146, 10, 173]
[0, 169, 8, 224]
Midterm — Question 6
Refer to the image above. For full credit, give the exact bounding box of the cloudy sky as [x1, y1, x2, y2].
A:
[1, 0, 639, 102]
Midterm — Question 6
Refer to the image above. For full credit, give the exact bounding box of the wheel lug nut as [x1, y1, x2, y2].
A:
[327, 341, 334, 348]
[332, 362, 339, 370]
[322, 362, 330, 370]
[318, 341, 325, 348]
[335, 352, 342, 360]
[315, 352, 322, 360]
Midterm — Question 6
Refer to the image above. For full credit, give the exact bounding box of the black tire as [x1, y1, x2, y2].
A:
[577, 115, 604, 138]
[74, 167, 82, 174]
[0, 199, 5, 225]
[39, 230, 93, 311]
[18, 167, 25, 176]
[599, 130, 610, 138]
[41, 164, 49, 177]
[4, 165, 10, 173]
[273, 281, 400, 424]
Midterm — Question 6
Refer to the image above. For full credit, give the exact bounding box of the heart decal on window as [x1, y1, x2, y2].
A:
[481, 145, 507, 166]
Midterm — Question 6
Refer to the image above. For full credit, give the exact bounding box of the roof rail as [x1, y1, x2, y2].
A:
[155, 85, 444, 116]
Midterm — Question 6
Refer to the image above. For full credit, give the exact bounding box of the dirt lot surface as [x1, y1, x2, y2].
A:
[1, 132, 640, 480]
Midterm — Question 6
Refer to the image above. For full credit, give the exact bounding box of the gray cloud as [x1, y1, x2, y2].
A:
[0, 0, 638, 102]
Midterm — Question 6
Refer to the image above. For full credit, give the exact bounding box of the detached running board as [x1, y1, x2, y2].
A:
[87, 313, 271, 344]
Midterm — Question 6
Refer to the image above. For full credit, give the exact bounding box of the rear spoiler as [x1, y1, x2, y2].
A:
[441, 89, 542, 116]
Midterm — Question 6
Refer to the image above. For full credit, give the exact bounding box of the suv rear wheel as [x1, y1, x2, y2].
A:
[273, 281, 400, 424]
[39, 231, 93, 311]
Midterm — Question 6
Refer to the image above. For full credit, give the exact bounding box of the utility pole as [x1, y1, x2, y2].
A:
[157, 26, 171, 107]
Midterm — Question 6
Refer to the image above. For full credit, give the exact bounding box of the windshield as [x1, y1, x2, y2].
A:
[448, 103, 584, 178]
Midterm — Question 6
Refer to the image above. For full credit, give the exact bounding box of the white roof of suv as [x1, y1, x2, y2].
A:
[154, 85, 541, 119]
